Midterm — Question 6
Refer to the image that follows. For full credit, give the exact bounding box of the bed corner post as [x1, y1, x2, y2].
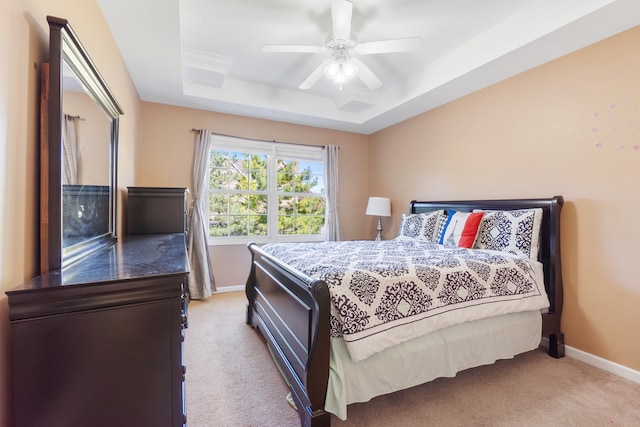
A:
[548, 332, 565, 358]
[305, 279, 331, 427]
[542, 196, 565, 358]
[245, 242, 257, 326]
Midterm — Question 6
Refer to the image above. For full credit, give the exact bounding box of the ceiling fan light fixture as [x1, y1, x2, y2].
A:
[342, 61, 357, 77]
[262, 0, 420, 91]
[324, 60, 358, 87]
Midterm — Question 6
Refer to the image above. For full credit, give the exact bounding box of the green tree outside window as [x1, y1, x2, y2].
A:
[209, 149, 325, 238]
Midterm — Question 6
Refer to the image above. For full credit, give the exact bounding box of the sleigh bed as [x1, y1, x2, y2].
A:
[245, 196, 564, 427]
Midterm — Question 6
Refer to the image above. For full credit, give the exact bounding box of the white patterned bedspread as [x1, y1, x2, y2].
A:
[262, 239, 549, 362]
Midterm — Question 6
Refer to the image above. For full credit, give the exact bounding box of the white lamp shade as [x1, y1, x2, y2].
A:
[366, 197, 391, 217]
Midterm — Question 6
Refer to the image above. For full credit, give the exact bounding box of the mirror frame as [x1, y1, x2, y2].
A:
[41, 16, 123, 273]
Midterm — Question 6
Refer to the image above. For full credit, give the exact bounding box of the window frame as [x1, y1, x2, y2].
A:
[207, 135, 325, 246]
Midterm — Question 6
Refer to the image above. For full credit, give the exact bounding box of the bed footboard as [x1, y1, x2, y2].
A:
[246, 243, 331, 427]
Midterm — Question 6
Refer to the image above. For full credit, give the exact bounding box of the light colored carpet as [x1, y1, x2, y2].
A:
[185, 291, 640, 427]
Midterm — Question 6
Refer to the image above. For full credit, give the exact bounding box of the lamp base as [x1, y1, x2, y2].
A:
[375, 216, 383, 241]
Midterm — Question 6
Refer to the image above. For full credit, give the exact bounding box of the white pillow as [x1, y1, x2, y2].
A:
[473, 208, 543, 259]
[397, 210, 444, 242]
[434, 212, 448, 242]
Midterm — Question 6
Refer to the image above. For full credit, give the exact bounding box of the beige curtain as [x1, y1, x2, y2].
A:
[188, 129, 216, 299]
[63, 114, 79, 184]
[323, 144, 342, 241]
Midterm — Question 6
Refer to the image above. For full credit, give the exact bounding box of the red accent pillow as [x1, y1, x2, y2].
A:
[439, 210, 485, 248]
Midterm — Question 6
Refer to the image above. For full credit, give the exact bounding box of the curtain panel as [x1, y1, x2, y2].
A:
[323, 144, 342, 241]
[63, 114, 79, 185]
[188, 129, 216, 299]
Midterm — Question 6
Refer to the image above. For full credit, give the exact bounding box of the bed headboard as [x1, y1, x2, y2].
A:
[410, 196, 564, 353]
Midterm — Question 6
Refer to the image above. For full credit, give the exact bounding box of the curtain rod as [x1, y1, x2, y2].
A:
[190, 129, 331, 149]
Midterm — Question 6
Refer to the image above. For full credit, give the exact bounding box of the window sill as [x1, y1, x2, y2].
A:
[207, 235, 325, 246]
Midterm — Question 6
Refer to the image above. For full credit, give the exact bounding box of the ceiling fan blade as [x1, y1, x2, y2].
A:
[299, 59, 332, 90]
[331, 0, 353, 40]
[350, 58, 382, 90]
[262, 44, 325, 54]
[356, 37, 424, 54]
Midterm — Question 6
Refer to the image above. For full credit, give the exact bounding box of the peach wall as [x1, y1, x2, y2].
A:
[138, 102, 371, 287]
[369, 26, 640, 371]
[0, 0, 140, 425]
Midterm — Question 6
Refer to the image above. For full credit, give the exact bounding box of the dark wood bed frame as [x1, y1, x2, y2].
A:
[246, 196, 564, 427]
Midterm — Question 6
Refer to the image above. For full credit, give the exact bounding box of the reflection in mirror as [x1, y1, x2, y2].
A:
[41, 16, 123, 272]
[61, 64, 112, 249]
[62, 65, 112, 186]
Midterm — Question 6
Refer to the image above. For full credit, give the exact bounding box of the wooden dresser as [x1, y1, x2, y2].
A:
[6, 233, 189, 427]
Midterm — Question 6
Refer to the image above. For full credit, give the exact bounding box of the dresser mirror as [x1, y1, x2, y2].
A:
[41, 16, 123, 272]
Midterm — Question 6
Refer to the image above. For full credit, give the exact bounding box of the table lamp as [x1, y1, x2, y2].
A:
[366, 197, 391, 241]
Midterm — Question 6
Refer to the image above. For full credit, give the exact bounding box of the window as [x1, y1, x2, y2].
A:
[208, 135, 325, 244]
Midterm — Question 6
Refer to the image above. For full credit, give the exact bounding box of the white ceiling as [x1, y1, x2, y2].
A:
[97, 0, 640, 135]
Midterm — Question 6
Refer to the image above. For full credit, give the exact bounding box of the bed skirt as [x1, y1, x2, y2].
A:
[325, 310, 543, 420]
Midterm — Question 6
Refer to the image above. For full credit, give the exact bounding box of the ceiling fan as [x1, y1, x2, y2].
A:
[262, 0, 423, 91]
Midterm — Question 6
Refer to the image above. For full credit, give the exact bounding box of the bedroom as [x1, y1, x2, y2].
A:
[1, 0, 639, 426]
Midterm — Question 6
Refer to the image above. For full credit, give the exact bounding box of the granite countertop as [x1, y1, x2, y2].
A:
[8, 233, 189, 293]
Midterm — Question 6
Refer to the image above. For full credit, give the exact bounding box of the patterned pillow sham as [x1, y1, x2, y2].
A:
[434, 212, 448, 242]
[473, 208, 543, 259]
[439, 210, 484, 248]
[397, 210, 444, 242]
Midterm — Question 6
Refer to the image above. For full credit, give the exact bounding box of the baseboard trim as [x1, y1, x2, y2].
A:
[214, 285, 244, 294]
[566, 345, 640, 385]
